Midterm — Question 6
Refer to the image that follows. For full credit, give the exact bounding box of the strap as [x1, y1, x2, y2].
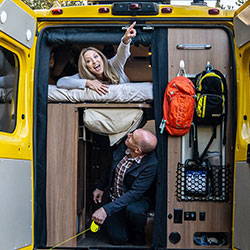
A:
[192, 123, 199, 161]
[212, 69, 227, 145]
[223, 84, 228, 145]
[199, 126, 217, 161]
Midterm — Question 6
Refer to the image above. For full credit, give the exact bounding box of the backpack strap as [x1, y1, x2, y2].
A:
[199, 126, 217, 161]
[192, 123, 200, 162]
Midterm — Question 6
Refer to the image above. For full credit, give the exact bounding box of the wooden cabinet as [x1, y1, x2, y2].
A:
[47, 104, 79, 247]
[46, 103, 151, 247]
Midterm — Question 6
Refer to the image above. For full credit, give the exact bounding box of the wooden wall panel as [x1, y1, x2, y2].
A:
[125, 45, 152, 82]
[47, 104, 78, 247]
[167, 28, 232, 249]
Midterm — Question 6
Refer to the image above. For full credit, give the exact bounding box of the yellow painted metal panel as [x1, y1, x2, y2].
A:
[34, 4, 234, 19]
[0, 32, 36, 160]
[234, 43, 250, 162]
[0, 2, 36, 249]
[0, 33, 35, 249]
[233, 1, 250, 162]
[233, 2, 250, 248]
[20, 246, 33, 250]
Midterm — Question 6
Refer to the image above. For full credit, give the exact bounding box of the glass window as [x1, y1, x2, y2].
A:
[0, 46, 19, 133]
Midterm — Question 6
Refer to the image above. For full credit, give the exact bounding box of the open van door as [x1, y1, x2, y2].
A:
[0, 0, 36, 249]
[233, 1, 250, 250]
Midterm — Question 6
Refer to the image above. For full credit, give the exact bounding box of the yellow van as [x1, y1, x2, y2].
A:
[0, 0, 249, 249]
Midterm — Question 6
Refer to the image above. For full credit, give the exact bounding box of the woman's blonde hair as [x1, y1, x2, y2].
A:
[78, 47, 119, 84]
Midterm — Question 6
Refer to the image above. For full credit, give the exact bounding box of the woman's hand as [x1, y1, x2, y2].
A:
[93, 188, 104, 204]
[86, 79, 109, 95]
[122, 21, 137, 44]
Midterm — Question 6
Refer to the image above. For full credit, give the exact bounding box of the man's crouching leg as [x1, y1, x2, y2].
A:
[104, 209, 129, 245]
[126, 199, 150, 245]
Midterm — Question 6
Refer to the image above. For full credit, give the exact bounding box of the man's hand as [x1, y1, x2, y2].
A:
[122, 21, 136, 44]
[92, 207, 107, 225]
[93, 188, 104, 204]
[86, 80, 109, 95]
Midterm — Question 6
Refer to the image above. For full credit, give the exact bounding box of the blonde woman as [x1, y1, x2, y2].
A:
[56, 22, 136, 95]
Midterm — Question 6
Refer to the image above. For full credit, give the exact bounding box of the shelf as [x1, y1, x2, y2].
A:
[48, 102, 152, 108]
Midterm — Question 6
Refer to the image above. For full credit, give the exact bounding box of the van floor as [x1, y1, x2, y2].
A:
[77, 230, 110, 247]
[77, 230, 147, 248]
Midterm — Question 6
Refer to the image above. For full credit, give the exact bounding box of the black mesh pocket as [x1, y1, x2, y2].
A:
[176, 162, 232, 202]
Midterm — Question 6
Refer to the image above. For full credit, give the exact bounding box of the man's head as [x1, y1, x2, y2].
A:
[125, 128, 157, 156]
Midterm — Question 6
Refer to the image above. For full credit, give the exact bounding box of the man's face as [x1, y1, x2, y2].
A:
[125, 131, 140, 152]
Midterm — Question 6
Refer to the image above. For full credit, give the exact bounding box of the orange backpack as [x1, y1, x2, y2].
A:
[160, 76, 195, 136]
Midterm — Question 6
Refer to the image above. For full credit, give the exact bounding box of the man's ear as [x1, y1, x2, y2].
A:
[135, 147, 142, 155]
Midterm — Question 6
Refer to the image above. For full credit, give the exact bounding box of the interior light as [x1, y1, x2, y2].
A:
[161, 7, 173, 14]
[208, 8, 220, 15]
[51, 8, 63, 15]
[98, 7, 110, 13]
[130, 3, 141, 10]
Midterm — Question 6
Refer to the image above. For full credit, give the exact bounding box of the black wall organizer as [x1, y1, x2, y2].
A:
[176, 162, 232, 202]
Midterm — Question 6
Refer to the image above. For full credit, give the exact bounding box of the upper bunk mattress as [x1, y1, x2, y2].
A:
[48, 82, 153, 103]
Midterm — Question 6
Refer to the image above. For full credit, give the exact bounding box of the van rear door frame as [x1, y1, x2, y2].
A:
[35, 20, 236, 249]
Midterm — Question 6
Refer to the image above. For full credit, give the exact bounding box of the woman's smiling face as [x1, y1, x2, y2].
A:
[84, 50, 104, 78]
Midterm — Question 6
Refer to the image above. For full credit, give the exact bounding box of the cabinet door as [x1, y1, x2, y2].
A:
[0, 0, 36, 249]
[47, 104, 79, 247]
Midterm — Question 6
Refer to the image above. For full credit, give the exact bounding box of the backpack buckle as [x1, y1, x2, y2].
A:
[159, 119, 166, 134]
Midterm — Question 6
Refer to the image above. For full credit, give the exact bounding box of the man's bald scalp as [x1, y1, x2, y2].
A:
[136, 129, 157, 154]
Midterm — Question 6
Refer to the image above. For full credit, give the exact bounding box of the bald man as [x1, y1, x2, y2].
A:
[92, 129, 158, 245]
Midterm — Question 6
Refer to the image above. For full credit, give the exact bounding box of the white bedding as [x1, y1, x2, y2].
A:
[48, 82, 153, 103]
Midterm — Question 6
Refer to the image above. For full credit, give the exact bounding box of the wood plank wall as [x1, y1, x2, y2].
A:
[167, 28, 232, 249]
[47, 104, 79, 247]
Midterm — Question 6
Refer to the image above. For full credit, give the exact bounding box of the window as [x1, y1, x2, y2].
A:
[0, 46, 19, 132]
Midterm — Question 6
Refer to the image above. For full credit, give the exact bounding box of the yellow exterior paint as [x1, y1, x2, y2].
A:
[34, 4, 234, 19]
[0, 33, 35, 160]
[232, 2, 250, 250]
[0, 2, 36, 249]
[234, 44, 250, 161]
[21, 246, 34, 250]
[233, 0, 250, 161]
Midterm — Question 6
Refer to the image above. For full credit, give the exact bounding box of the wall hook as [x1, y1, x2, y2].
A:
[177, 60, 186, 76]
